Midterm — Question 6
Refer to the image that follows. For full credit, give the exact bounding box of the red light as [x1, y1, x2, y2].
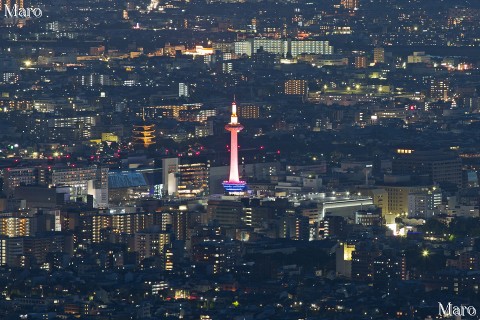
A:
[195, 151, 200, 155]
[410, 105, 415, 110]
[66, 154, 70, 158]
[260, 146, 264, 150]
[277, 150, 281, 154]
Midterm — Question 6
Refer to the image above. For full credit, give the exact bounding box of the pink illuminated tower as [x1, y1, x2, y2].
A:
[222, 99, 247, 194]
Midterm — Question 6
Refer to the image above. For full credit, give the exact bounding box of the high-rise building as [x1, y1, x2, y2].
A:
[355, 56, 367, 69]
[178, 83, 189, 98]
[373, 253, 406, 293]
[173, 211, 188, 241]
[321, 215, 346, 238]
[177, 162, 209, 198]
[0, 212, 30, 237]
[341, 0, 358, 10]
[207, 199, 244, 227]
[192, 240, 238, 274]
[133, 230, 171, 261]
[430, 79, 449, 101]
[284, 79, 308, 96]
[373, 47, 385, 64]
[352, 241, 381, 281]
[238, 105, 260, 119]
[222, 100, 247, 194]
[280, 215, 309, 240]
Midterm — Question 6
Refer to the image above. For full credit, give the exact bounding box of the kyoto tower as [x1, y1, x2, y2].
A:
[222, 99, 247, 194]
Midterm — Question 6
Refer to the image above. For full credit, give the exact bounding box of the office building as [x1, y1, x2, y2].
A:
[354, 209, 382, 226]
[392, 149, 462, 187]
[284, 79, 308, 96]
[51, 166, 109, 208]
[177, 162, 209, 198]
[408, 189, 442, 218]
[238, 105, 260, 119]
[207, 198, 244, 227]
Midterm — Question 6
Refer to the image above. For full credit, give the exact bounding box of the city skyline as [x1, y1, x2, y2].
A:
[1, 0, 480, 319]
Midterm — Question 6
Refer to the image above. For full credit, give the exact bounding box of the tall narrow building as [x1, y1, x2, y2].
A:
[222, 100, 247, 194]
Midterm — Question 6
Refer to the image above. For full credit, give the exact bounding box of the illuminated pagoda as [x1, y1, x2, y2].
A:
[132, 109, 156, 148]
[222, 99, 248, 194]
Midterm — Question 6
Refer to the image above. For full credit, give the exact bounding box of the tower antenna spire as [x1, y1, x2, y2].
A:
[222, 98, 247, 194]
